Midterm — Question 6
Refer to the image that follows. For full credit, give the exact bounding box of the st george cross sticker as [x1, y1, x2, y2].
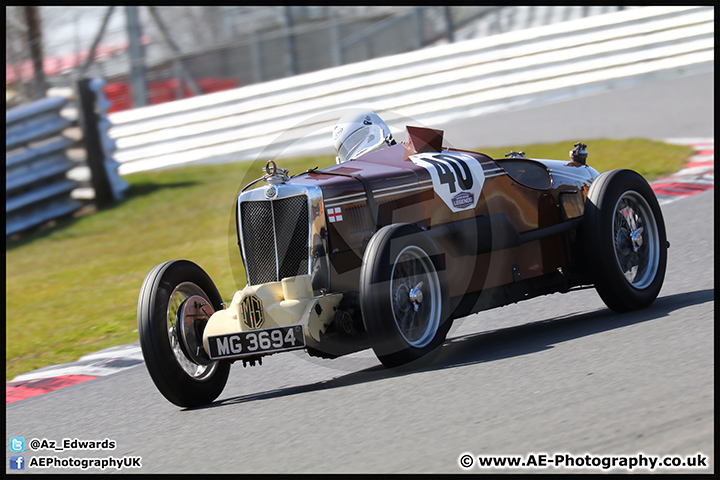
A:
[327, 207, 343, 223]
[410, 152, 485, 213]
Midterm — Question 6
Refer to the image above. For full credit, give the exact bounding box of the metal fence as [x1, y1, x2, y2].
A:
[99, 7, 493, 101]
[91, 6, 628, 101]
[6, 96, 83, 236]
[8, 7, 498, 107]
[106, 6, 714, 175]
[7, 6, 631, 110]
[113, 6, 627, 94]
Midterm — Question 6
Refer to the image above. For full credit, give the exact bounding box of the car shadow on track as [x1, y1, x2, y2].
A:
[435, 288, 714, 370]
[195, 288, 713, 410]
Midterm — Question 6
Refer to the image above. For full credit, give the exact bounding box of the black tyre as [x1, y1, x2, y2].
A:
[360, 224, 451, 368]
[584, 169, 668, 312]
[138, 260, 230, 407]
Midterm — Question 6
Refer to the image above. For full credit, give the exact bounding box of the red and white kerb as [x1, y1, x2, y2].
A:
[327, 207, 343, 223]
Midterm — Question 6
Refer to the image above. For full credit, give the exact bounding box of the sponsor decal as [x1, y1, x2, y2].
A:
[452, 191, 474, 208]
[241, 295, 264, 329]
[327, 207, 343, 223]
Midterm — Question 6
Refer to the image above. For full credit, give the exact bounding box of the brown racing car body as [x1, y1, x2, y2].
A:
[298, 127, 596, 297]
[223, 126, 601, 359]
[139, 124, 668, 407]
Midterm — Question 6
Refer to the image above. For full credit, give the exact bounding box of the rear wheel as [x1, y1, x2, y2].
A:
[360, 224, 451, 368]
[583, 169, 668, 312]
[138, 260, 230, 407]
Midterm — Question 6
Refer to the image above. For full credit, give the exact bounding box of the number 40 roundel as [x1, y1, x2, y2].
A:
[410, 152, 485, 213]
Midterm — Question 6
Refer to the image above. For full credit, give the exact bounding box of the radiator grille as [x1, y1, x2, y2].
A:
[240, 195, 309, 285]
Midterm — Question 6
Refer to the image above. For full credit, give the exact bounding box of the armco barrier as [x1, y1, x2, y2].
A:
[77, 78, 129, 206]
[109, 6, 714, 175]
[6, 97, 84, 236]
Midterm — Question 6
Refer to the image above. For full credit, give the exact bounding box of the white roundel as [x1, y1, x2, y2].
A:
[410, 152, 485, 213]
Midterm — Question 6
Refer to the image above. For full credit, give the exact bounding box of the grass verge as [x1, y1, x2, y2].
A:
[5, 138, 693, 380]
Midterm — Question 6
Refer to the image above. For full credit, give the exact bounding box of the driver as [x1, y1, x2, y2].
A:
[332, 110, 396, 164]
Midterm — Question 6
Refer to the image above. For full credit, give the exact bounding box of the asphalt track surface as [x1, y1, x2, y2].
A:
[6, 72, 714, 474]
[439, 70, 714, 148]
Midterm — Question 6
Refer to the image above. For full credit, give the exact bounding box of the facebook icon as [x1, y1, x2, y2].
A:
[10, 455, 25, 470]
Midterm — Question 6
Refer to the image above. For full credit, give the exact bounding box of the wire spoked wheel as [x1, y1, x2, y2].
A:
[360, 224, 450, 368]
[390, 246, 442, 349]
[612, 191, 661, 290]
[584, 169, 668, 312]
[138, 260, 230, 407]
[167, 284, 217, 378]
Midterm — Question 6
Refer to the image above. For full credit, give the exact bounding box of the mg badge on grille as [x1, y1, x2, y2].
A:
[241, 295, 265, 329]
[265, 186, 276, 198]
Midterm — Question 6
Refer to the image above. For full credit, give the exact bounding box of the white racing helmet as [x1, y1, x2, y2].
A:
[332, 110, 394, 164]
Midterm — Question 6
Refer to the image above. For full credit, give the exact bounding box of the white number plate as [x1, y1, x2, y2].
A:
[207, 325, 305, 360]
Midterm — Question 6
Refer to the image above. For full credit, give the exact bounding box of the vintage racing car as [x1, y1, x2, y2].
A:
[138, 110, 668, 407]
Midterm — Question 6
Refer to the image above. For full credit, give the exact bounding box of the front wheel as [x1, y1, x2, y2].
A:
[583, 169, 668, 312]
[138, 260, 230, 407]
[360, 224, 451, 368]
